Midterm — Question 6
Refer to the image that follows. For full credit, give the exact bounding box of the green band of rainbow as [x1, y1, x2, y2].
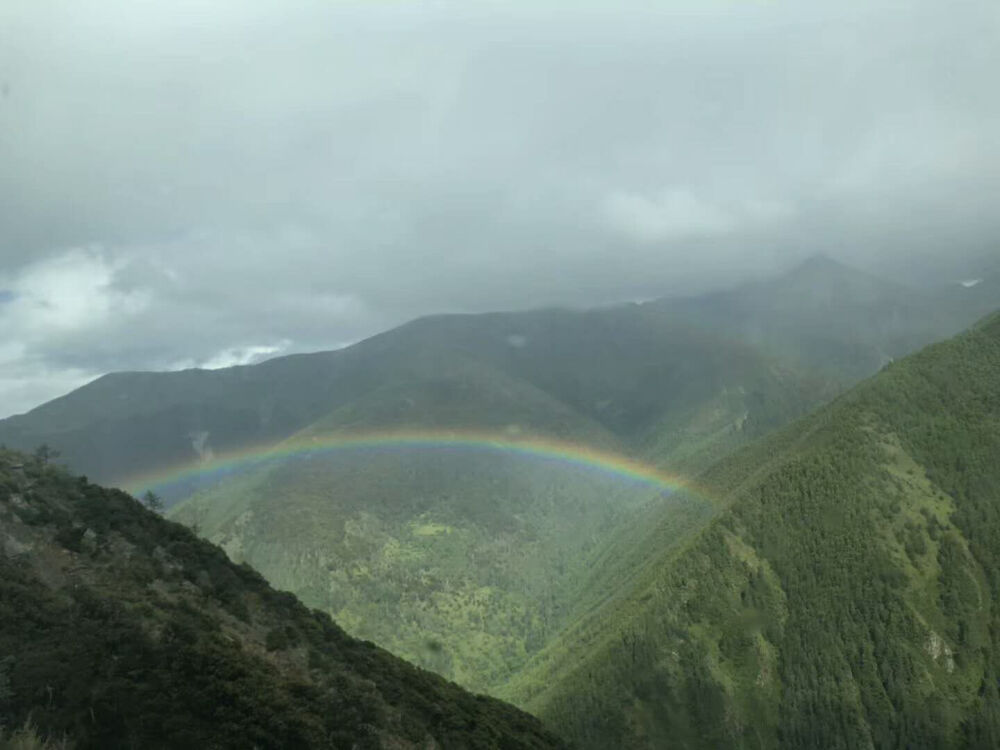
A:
[121, 429, 704, 500]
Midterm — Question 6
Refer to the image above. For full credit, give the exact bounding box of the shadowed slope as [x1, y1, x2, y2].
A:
[0, 451, 566, 749]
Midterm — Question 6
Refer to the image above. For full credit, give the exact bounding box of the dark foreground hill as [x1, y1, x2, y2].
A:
[506, 310, 1000, 748]
[0, 452, 566, 750]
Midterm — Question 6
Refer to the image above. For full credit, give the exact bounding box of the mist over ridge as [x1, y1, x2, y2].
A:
[2, 3, 1000, 747]
[2, 0, 999, 416]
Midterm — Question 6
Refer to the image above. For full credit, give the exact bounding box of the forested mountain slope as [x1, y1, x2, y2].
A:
[0, 451, 566, 750]
[507, 310, 1000, 749]
[167, 420, 716, 693]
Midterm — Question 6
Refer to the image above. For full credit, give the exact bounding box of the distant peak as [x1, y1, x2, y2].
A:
[781, 255, 893, 287]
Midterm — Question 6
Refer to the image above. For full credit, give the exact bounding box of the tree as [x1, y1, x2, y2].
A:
[0, 656, 12, 706]
[33, 443, 60, 465]
[142, 491, 164, 513]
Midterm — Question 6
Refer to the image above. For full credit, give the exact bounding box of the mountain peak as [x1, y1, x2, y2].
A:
[772, 254, 913, 302]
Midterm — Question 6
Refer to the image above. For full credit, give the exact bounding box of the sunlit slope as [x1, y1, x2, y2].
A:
[0, 451, 566, 749]
[508, 311, 1000, 749]
[168, 361, 717, 692]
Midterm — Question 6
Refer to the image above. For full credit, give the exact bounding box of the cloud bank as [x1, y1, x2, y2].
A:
[0, 0, 998, 416]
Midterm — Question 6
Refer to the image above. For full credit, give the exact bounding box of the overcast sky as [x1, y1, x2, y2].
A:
[1, 0, 998, 417]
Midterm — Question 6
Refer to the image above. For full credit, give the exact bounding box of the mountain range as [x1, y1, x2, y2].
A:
[3, 257, 994, 489]
[2, 256, 999, 747]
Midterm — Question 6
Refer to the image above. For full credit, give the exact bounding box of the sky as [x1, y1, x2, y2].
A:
[1, 0, 998, 418]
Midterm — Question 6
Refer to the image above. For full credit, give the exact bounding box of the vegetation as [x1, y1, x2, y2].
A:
[507, 310, 1000, 748]
[141, 490, 163, 513]
[170, 440, 716, 692]
[0, 722, 70, 750]
[159, 304, 829, 693]
[0, 451, 565, 749]
[2, 261, 997, 747]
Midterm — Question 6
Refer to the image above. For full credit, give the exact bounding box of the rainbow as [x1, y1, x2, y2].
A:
[120, 429, 705, 500]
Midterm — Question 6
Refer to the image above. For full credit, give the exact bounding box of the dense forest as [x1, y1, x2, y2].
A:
[509, 311, 1000, 748]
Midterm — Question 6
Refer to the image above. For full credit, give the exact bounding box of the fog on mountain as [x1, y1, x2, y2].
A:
[2, 2, 999, 748]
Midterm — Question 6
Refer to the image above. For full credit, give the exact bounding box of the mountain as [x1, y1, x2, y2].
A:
[3, 257, 995, 493]
[5, 259, 995, 701]
[652, 255, 1000, 382]
[0, 300, 837, 493]
[0, 450, 566, 749]
[505, 310, 1000, 748]
[165, 378, 717, 691]
[0, 270, 851, 701]
[158, 302, 836, 692]
[0, 354, 349, 492]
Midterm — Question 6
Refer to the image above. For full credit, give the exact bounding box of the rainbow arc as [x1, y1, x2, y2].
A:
[122, 429, 704, 500]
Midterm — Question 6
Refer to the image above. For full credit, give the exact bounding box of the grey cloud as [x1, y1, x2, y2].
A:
[1, 0, 998, 416]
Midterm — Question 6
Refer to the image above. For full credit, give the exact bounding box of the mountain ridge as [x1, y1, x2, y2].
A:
[0, 280, 845, 493]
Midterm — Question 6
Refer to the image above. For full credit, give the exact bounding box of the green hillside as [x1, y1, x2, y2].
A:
[167, 362, 718, 691]
[0, 450, 566, 749]
[507, 311, 1000, 748]
[163, 302, 827, 693]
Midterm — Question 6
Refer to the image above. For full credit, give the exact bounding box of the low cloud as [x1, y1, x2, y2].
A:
[1, 247, 149, 333]
[170, 342, 292, 371]
[603, 189, 736, 243]
[1, 0, 998, 416]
